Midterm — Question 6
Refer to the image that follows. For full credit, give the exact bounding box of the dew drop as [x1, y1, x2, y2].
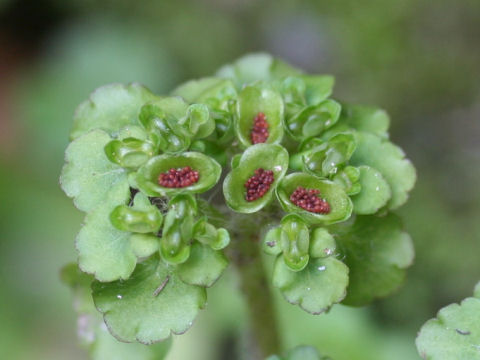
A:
[116, 294, 123, 299]
[317, 266, 326, 271]
[324, 248, 333, 256]
[375, 186, 380, 191]
[306, 287, 311, 291]
[274, 165, 282, 171]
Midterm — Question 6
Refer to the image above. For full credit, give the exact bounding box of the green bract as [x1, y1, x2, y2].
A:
[223, 143, 289, 213]
[235, 82, 284, 146]
[276, 173, 353, 225]
[136, 152, 221, 196]
[60, 53, 416, 355]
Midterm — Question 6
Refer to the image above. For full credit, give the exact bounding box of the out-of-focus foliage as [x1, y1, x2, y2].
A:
[1, 0, 479, 359]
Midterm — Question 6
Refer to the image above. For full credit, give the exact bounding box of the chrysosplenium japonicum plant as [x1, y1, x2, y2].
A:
[60, 53, 416, 359]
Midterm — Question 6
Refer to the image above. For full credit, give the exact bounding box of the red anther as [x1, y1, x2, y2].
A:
[289, 186, 331, 214]
[244, 168, 275, 202]
[250, 112, 269, 144]
[158, 167, 200, 188]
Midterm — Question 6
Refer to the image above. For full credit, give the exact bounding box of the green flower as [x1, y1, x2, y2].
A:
[136, 152, 221, 197]
[223, 144, 289, 213]
[276, 172, 353, 225]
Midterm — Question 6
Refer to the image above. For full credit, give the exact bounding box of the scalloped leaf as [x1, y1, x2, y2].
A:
[171, 77, 237, 106]
[71, 83, 158, 140]
[61, 264, 171, 359]
[276, 173, 353, 225]
[216, 53, 302, 88]
[76, 194, 136, 282]
[176, 242, 228, 287]
[351, 165, 392, 215]
[350, 132, 416, 210]
[272, 255, 349, 314]
[136, 152, 222, 197]
[92, 256, 206, 344]
[416, 283, 480, 360]
[334, 214, 414, 306]
[60, 129, 129, 213]
[223, 144, 289, 213]
[340, 103, 390, 138]
[236, 82, 284, 146]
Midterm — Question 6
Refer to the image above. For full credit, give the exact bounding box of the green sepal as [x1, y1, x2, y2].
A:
[263, 227, 283, 255]
[351, 165, 392, 215]
[110, 192, 163, 234]
[285, 100, 341, 141]
[279, 214, 310, 272]
[272, 255, 349, 314]
[92, 255, 207, 344]
[60, 129, 129, 213]
[71, 83, 158, 140]
[333, 214, 414, 306]
[180, 103, 215, 139]
[235, 82, 284, 147]
[223, 144, 289, 213]
[309, 228, 336, 258]
[350, 132, 416, 209]
[104, 137, 157, 170]
[138, 98, 191, 154]
[276, 172, 353, 225]
[159, 194, 197, 265]
[136, 152, 221, 197]
[332, 165, 361, 196]
[193, 218, 230, 250]
[176, 242, 228, 287]
[303, 132, 357, 177]
[130, 234, 159, 259]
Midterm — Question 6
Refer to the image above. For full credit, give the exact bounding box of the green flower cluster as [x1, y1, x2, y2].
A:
[60, 53, 416, 346]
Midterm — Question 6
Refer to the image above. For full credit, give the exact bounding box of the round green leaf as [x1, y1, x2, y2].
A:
[171, 77, 237, 106]
[276, 173, 353, 225]
[60, 129, 129, 213]
[340, 103, 390, 138]
[76, 196, 136, 282]
[176, 242, 228, 287]
[416, 288, 480, 360]
[350, 132, 416, 209]
[334, 214, 414, 306]
[236, 82, 284, 147]
[223, 144, 289, 213]
[130, 234, 159, 259]
[71, 83, 158, 140]
[136, 152, 221, 196]
[310, 228, 336, 258]
[92, 256, 207, 344]
[303, 75, 335, 106]
[351, 165, 392, 215]
[272, 255, 349, 314]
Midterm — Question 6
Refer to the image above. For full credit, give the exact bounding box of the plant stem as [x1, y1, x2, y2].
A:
[228, 229, 282, 359]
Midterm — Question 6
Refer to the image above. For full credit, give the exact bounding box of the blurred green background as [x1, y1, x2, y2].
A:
[1, 0, 479, 359]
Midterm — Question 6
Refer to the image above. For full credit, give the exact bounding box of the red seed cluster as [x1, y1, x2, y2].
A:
[289, 186, 331, 214]
[250, 112, 269, 144]
[244, 168, 274, 202]
[158, 167, 199, 188]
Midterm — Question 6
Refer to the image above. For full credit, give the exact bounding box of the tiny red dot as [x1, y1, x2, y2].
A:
[158, 167, 200, 188]
[244, 168, 275, 202]
[250, 112, 269, 144]
[289, 186, 331, 214]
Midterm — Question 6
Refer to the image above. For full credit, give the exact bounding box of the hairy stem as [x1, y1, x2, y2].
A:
[228, 228, 282, 359]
